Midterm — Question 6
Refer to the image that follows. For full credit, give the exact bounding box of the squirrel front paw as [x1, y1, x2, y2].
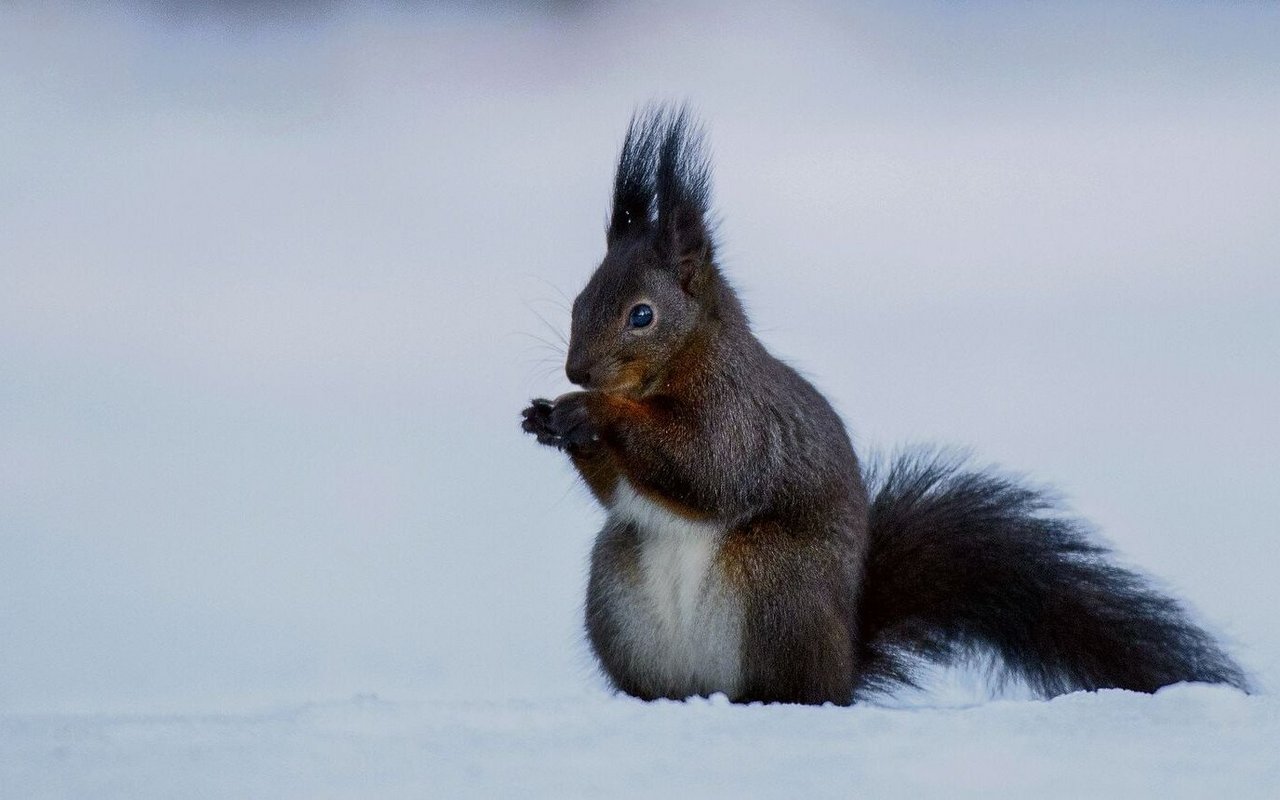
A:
[520, 393, 600, 451]
[521, 398, 559, 446]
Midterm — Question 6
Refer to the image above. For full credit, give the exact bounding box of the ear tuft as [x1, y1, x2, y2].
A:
[607, 111, 660, 243]
[607, 104, 715, 285]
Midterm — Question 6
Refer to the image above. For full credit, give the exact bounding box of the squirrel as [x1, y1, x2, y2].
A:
[521, 105, 1248, 705]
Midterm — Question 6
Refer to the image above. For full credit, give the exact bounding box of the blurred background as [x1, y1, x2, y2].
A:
[2, 1, 1278, 714]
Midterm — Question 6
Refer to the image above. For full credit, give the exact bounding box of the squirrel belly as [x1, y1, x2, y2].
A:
[586, 478, 745, 700]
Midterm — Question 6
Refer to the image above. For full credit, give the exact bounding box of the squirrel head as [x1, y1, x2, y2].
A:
[566, 106, 729, 398]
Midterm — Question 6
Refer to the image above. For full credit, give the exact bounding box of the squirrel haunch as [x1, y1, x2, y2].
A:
[520, 105, 1248, 705]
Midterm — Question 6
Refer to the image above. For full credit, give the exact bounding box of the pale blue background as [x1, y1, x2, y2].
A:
[2, 1, 1277, 713]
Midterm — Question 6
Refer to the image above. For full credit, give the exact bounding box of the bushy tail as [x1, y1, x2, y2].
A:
[855, 448, 1248, 697]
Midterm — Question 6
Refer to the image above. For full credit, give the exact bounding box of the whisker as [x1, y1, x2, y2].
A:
[530, 275, 574, 311]
[529, 307, 569, 350]
[508, 330, 566, 353]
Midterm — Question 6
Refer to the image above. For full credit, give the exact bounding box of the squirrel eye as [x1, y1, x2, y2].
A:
[627, 303, 654, 329]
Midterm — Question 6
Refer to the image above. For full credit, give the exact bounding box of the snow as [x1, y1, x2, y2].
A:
[3, 1, 1280, 796]
[4, 685, 1277, 799]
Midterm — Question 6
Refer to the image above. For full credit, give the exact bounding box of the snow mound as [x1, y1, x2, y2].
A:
[3, 684, 1276, 799]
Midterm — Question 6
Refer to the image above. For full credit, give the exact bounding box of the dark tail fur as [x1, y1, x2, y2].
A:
[855, 448, 1248, 697]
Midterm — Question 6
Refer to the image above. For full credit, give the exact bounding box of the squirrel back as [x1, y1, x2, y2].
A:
[521, 105, 1247, 704]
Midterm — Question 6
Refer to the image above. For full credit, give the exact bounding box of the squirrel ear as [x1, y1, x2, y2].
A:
[666, 204, 713, 295]
[649, 105, 713, 294]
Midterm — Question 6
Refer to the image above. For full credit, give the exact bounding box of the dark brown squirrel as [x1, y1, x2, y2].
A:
[521, 105, 1247, 705]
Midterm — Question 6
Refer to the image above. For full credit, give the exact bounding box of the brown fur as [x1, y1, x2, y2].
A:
[522, 106, 1248, 704]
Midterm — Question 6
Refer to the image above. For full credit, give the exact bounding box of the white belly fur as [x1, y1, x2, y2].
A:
[608, 479, 743, 697]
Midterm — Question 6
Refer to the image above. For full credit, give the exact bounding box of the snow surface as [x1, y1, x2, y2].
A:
[3, 685, 1277, 799]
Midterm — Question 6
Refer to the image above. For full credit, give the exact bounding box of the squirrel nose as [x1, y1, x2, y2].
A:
[566, 361, 591, 387]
